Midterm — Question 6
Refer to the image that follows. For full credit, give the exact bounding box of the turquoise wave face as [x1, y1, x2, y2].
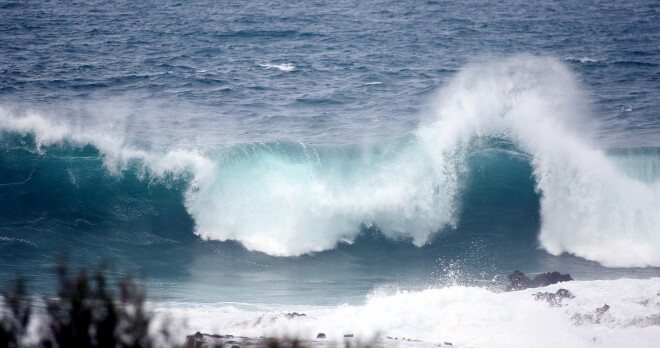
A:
[2, 50, 660, 303]
[0, 133, 197, 285]
[2, 128, 658, 300]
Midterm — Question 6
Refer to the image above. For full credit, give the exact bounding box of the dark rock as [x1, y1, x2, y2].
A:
[506, 270, 532, 291]
[344, 334, 354, 337]
[316, 333, 326, 339]
[557, 289, 573, 298]
[628, 313, 660, 327]
[531, 272, 573, 288]
[572, 304, 610, 325]
[185, 332, 206, 348]
[186, 332, 245, 348]
[596, 304, 610, 316]
[506, 270, 572, 291]
[184, 335, 196, 348]
[444, 342, 453, 346]
[533, 288, 575, 306]
[284, 312, 307, 319]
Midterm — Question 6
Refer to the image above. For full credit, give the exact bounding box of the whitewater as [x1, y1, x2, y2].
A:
[156, 278, 660, 348]
[1, 0, 659, 346]
[3, 56, 660, 347]
[2, 56, 659, 267]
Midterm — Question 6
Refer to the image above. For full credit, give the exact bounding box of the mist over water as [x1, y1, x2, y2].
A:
[2, 56, 658, 268]
[1, 1, 660, 346]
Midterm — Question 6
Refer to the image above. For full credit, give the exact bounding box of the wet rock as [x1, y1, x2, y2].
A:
[557, 288, 574, 298]
[507, 270, 532, 291]
[628, 313, 660, 327]
[506, 270, 573, 291]
[185, 332, 205, 348]
[185, 332, 240, 348]
[531, 271, 573, 287]
[284, 312, 307, 319]
[316, 333, 326, 339]
[533, 288, 575, 306]
[572, 304, 610, 325]
[596, 304, 610, 317]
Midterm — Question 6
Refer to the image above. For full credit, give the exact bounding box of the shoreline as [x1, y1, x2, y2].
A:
[184, 332, 456, 348]
[177, 272, 660, 348]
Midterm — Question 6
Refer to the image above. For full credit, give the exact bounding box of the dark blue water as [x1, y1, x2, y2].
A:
[1, 0, 659, 306]
[2, 0, 659, 145]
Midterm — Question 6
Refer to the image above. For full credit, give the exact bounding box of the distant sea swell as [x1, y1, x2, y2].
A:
[1, 56, 659, 268]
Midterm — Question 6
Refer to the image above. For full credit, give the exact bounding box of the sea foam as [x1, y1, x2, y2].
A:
[420, 55, 660, 267]
[258, 63, 296, 72]
[2, 55, 659, 267]
[158, 278, 660, 348]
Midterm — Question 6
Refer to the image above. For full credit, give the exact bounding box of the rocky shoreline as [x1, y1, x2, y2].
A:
[182, 271, 660, 347]
[184, 331, 457, 348]
[184, 270, 581, 348]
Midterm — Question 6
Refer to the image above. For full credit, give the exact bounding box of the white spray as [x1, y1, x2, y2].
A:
[420, 55, 660, 267]
[1, 55, 659, 267]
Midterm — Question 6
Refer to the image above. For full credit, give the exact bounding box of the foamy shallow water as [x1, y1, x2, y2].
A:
[2, 1, 660, 346]
[153, 278, 660, 348]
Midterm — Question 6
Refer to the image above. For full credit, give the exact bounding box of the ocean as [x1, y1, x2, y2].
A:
[1, 0, 659, 346]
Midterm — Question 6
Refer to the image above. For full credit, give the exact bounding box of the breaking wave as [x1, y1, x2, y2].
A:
[1, 55, 659, 267]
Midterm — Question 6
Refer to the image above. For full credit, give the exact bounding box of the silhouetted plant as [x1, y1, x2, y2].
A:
[0, 278, 31, 348]
[116, 273, 152, 348]
[41, 257, 155, 348]
[2, 260, 346, 348]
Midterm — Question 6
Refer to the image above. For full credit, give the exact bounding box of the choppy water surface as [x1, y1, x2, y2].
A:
[1, 1, 659, 346]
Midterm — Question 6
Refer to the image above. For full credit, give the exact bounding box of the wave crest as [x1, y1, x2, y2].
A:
[2, 55, 659, 266]
[422, 55, 660, 267]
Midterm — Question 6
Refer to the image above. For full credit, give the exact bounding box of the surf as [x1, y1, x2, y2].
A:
[1, 55, 659, 267]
